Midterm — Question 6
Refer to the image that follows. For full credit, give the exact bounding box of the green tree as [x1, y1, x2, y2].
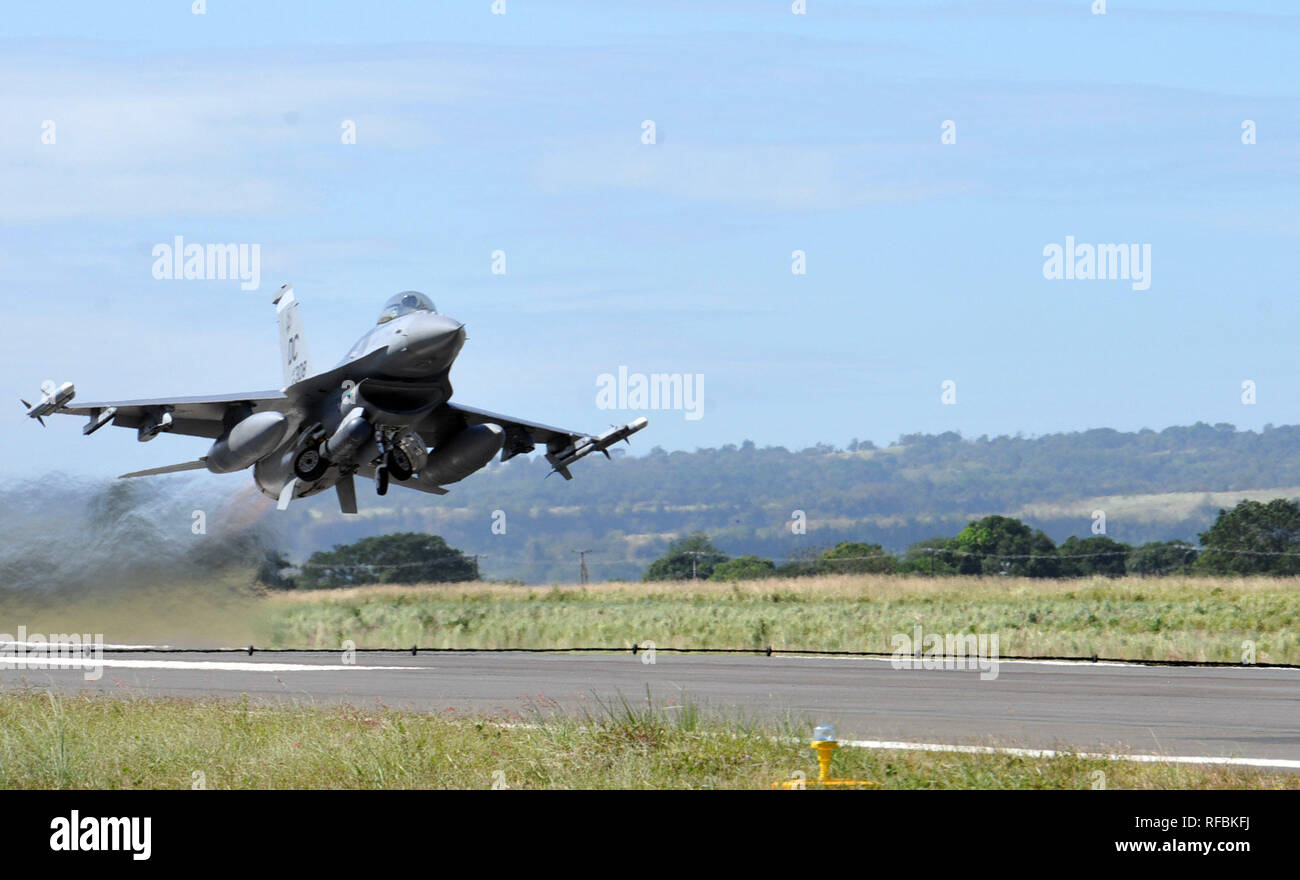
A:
[709, 555, 776, 582]
[897, 537, 961, 575]
[1126, 540, 1198, 575]
[1057, 536, 1131, 577]
[821, 541, 896, 574]
[774, 545, 831, 578]
[1196, 499, 1300, 575]
[643, 532, 728, 581]
[950, 515, 1059, 577]
[297, 532, 478, 589]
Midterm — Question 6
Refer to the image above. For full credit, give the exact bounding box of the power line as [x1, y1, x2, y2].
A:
[680, 550, 724, 580]
[270, 543, 1300, 579]
[574, 549, 592, 585]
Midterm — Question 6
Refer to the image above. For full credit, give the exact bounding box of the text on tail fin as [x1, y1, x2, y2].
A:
[275, 283, 313, 387]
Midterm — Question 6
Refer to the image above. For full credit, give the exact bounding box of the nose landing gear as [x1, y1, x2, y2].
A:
[387, 446, 414, 481]
[373, 428, 417, 494]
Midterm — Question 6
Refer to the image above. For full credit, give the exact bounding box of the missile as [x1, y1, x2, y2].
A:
[83, 406, 117, 435]
[22, 382, 75, 425]
[137, 407, 174, 442]
[546, 416, 649, 479]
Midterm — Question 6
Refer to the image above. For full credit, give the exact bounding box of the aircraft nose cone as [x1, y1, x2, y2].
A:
[402, 314, 466, 365]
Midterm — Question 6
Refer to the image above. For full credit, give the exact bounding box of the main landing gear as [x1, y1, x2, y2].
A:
[293, 445, 329, 481]
[291, 425, 420, 496]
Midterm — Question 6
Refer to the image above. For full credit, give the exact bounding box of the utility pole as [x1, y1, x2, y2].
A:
[682, 550, 712, 580]
[470, 554, 487, 581]
[574, 549, 592, 585]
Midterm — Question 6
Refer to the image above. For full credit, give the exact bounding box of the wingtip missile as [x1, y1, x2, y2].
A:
[545, 416, 649, 477]
[20, 400, 44, 427]
[24, 382, 75, 424]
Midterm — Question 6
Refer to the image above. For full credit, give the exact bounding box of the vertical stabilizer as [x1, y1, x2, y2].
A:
[273, 283, 312, 388]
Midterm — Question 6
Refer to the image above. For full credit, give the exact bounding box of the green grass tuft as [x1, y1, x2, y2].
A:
[0, 690, 1293, 790]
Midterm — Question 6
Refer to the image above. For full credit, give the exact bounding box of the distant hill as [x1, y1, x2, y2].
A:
[267, 422, 1300, 583]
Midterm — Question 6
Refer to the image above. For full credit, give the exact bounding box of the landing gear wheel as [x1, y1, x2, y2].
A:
[293, 446, 329, 481]
[387, 447, 413, 481]
[375, 465, 389, 496]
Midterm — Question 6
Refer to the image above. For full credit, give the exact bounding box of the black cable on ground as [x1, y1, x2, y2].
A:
[73, 644, 1300, 669]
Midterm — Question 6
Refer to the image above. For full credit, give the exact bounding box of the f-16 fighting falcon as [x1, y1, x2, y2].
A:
[23, 286, 648, 513]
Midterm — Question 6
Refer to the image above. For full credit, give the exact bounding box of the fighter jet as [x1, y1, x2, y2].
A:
[24, 286, 648, 513]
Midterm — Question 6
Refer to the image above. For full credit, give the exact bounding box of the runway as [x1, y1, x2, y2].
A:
[1, 650, 1297, 767]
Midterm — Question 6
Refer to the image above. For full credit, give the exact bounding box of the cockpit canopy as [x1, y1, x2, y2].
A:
[377, 291, 437, 324]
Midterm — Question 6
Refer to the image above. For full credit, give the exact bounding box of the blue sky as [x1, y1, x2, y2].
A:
[2, 1, 1299, 479]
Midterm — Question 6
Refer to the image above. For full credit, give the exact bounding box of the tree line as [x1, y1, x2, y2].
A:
[271, 421, 1300, 584]
[258, 498, 1300, 589]
[642, 499, 1300, 581]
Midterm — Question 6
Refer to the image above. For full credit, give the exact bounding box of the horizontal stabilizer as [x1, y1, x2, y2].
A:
[119, 458, 209, 479]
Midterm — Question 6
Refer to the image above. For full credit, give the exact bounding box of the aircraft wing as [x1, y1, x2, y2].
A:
[50, 391, 289, 439]
[428, 402, 649, 480]
[445, 403, 586, 448]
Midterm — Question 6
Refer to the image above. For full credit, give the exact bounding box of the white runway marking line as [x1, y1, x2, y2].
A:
[0, 639, 165, 650]
[837, 738, 1300, 770]
[778, 653, 1300, 672]
[0, 657, 424, 673]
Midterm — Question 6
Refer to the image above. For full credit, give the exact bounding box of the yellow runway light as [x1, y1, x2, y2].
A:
[773, 724, 879, 789]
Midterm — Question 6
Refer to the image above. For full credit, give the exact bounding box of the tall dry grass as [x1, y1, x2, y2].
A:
[259, 574, 1300, 663]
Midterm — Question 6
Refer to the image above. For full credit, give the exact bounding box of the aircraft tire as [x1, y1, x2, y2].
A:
[387, 448, 414, 481]
[293, 446, 330, 481]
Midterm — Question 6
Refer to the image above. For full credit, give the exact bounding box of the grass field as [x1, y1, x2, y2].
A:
[0, 689, 1293, 790]
[258, 574, 1300, 664]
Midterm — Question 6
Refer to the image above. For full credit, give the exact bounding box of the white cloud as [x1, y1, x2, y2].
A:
[0, 49, 479, 222]
[533, 137, 967, 211]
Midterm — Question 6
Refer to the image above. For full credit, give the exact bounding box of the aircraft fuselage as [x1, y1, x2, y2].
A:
[252, 295, 470, 505]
